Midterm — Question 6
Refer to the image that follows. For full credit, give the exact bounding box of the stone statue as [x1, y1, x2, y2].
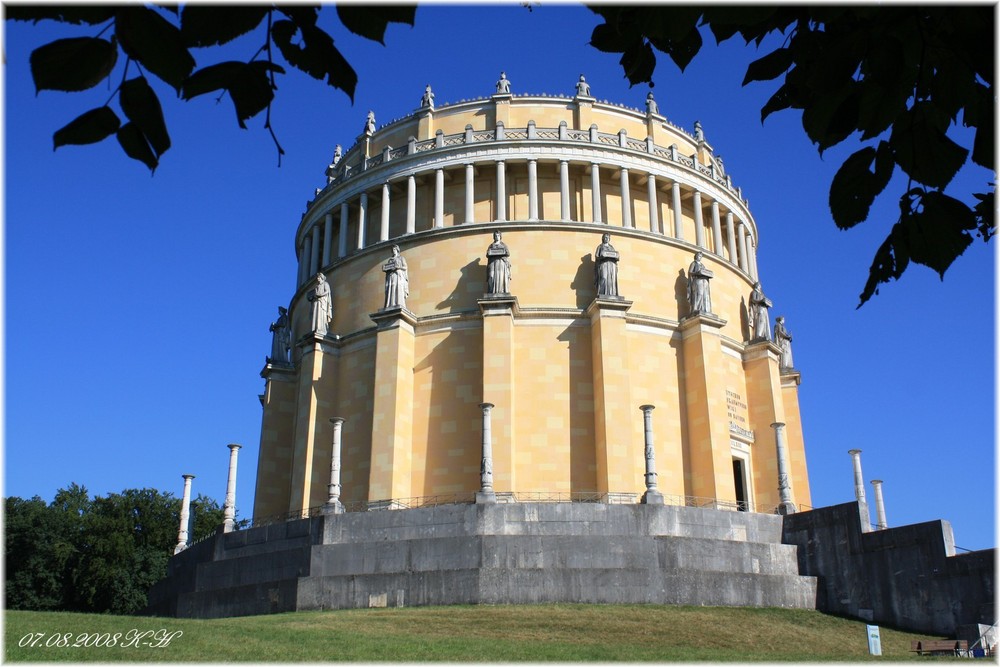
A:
[774, 316, 794, 370]
[420, 84, 435, 109]
[326, 145, 342, 184]
[485, 231, 512, 294]
[382, 245, 409, 309]
[268, 306, 290, 363]
[687, 251, 713, 314]
[308, 273, 333, 337]
[645, 91, 658, 115]
[749, 281, 772, 340]
[364, 110, 376, 135]
[575, 74, 591, 97]
[495, 71, 511, 94]
[694, 120, 704, 142]
[594, 233, 620, 298]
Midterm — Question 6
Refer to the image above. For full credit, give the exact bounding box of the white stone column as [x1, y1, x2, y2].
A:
[710, 201, 723, 255]
[590, 163, 602, 223]
[771, 423, 796, 514]
[322, 212, 334, 267]
[871, 479, 888, 530]
[725, 212, 738, 265]
[222, 443, 241, 533]
[325, 417, 346, 514]
[356, 192, 368, 249]
[527, 159, 539, 221]
[465, 163, 475, 224]
[434, 168, 444, 228]
[647, 174, 659, 233]
[620, 167, 632, 228]
[671, 181, 683, 240]
[405, 175, 416, 234]
[640, 405, 663, 504]
[297, 242, 307, 286]
[310, 226, 321, 275]
[737, 222, 749, 272]
[302, 235, 314, 280]
[338, 201, 349, 258]
[748, 238, 759, 280]
[848, 449, 871, 532]
[496, 161, 507, 222]
[379, 182, 390, 242]
[476, 402, 496, 503]
[174, 474, 195, 554]
[693, 190, 705, 248]
[559, 160, 570, 221]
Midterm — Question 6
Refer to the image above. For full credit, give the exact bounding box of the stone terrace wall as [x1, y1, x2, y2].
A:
[781, 502, 995, 636]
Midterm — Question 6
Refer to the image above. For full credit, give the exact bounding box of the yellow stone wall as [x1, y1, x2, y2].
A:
[255, 97, 809, 519]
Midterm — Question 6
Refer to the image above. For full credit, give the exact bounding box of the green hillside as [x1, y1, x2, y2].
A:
[6, 604, 946, 662]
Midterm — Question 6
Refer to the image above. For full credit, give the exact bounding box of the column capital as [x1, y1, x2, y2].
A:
[329, 417, 345, 426]
[640, 404, 655, 413]
[370, 306, 417, 331]
[478, 294, 519, 317]
[848, 448, 862, 456]
[227, 443, 242, 452]
[182, 473, 196, 480]
[585, 297, 633, 319]
[677, 311, 726, 335]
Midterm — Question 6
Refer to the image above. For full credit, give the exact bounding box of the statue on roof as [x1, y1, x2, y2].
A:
[420, 84, 435, 109]
[495, 71, 511, 94]
[645, 91, 659, 116]
[364, 110, 376, 135]
[575, 74, 591, 97]
[694, 120, 705, 142]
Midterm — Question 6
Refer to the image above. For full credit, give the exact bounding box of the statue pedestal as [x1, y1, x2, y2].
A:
[478, 295, 518, 494]
[323, 500, 345, 515]
[475, 491, 497, 504]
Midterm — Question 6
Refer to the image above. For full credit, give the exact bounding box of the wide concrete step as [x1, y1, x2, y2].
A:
[298, 567, 817, 611]
[312, 534, 802, 578]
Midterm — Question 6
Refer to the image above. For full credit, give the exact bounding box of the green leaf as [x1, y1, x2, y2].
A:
[182, 61, 284, 128]
[589, 22, 635, 54]
[115, 6, 195, 92]
[973, 191, 996, 241]
[905, 191, 976, 276]
[29, 37, 118, 93]
[53, 107, 121, 149]
[889, 102, 968, 188]
[5, 6, 115, 25]
[272, 20, 357, 101]
[117, 122, 158, 172]
[619, 41, 657, 85]
[760, 82, 793, 122]
[829, 142, 894, 229]
[336, 5, 416, 45]
[180, 5, 269, 47]
[742, 47, 793, 85]
[119, 77, 170, 157]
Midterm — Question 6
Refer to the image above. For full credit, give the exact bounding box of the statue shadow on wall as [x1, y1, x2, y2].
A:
[570, 254, 596, 309]
[739, 296, 750, 342]
[437, 259, 484, 312]
[673, 269, 688, 318]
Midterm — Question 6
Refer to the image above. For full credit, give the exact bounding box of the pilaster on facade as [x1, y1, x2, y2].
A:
[286, 334, 341, 516]
[678, 312, 736, 505]
[586, 297, 642, 496]
[742, 338, 790, 511]
[478, 295, 518, 493]
[367, 307, 418, 504]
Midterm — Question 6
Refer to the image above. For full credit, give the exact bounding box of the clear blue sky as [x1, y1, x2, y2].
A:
[4, 5, 995, 550]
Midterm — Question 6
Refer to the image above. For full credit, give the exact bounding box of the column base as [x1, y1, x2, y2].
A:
[641, 490, 664, 505]
[777, 502, 798, 515]
[475, 490, 497, 504]
[323, 501, 345, 515]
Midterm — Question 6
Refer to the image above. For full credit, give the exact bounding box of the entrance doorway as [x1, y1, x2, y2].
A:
[732, 458, 749, 511]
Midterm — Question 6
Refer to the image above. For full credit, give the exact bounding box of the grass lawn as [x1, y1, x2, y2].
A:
[6, 603, 945, 662]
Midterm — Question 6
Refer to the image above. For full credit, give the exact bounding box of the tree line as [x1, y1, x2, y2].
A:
[5, 484, 229, 615]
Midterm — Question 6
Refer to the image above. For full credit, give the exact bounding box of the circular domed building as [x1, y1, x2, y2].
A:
[252, 77, 811, 521]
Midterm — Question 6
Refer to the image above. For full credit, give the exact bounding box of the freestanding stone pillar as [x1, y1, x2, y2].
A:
[640, 405, 663, 504]
[848, 449, 871, 532]
[476, 403, 496, 503]
[771, 423, 797, 514]
[324, 418, 346, 514]
[223, 444, 241, 533]
[174, 474, 195, 554]
[871, 479, 888, 530]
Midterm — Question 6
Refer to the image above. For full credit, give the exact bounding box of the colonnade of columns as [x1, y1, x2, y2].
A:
[297, 157, 759, 287]
[848, 449, 889, 531]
